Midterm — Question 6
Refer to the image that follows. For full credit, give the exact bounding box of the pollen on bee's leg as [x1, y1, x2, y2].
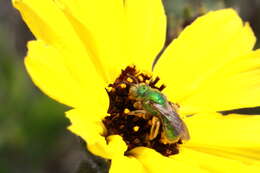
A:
[148, 116, 160, 140]
[127, 110, 147, 118]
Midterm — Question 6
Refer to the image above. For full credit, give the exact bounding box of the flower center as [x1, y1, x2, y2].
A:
[103, 66, 184, 156]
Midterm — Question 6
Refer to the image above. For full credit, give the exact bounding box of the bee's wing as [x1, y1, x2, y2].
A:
[152, 102, 190, 141]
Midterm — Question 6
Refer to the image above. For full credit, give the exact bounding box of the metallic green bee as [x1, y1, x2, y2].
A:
[128, 83, 190, 144]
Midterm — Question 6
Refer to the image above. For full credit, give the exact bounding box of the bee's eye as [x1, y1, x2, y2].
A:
[137, 85, 148, 96]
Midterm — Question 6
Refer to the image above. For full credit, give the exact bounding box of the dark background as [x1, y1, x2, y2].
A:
[0, 0, 260, 172]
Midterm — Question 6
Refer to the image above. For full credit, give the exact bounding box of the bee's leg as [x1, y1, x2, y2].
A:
[126, 101, 149, 119]
[148, 116, 160, 140]
[126, 110, 147, 119]
[160, 132, 179, 144]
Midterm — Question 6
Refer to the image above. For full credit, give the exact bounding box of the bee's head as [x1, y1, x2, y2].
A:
[129, 83, 149, 100]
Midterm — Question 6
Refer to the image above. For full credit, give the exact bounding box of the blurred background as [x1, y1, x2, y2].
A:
[0, 0, 260, 173]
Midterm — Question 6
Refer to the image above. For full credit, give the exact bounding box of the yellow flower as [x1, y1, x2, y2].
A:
[13, 0, 260, 172]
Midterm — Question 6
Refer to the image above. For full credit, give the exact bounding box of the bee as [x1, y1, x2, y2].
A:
[128, 83, 190, 144]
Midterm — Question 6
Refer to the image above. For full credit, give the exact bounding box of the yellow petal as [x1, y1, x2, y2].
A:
[55, 0, 166, 81]
[125, 0, 166, 72]
[54, 0, 127, 82]
[25, 41, 108, 108]
[13, 0, 81, 51]
[184, 145, 260, 166]
[13, 0, 103, 87]
[130, 145, 260, 173]
[180, 50, 260, 114]
[154, 9, 256, 107]
[184, 113, 260, 149]
[66, 109, 128, 159]
[130, 147, 208, 173]
[110, 156, 146, 173]
[172, 147, 260, 173]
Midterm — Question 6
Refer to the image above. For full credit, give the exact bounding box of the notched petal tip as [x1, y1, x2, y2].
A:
[157, 7, 257, 114]
[243, 22, 256, 43]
